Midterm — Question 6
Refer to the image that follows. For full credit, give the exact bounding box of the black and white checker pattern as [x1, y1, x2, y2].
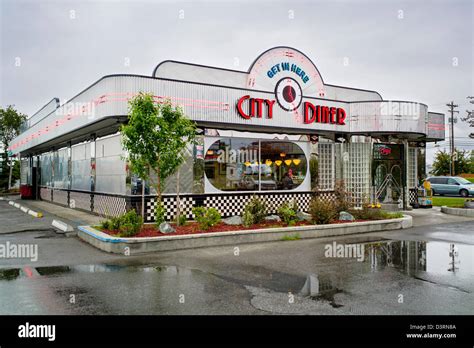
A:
[408, 188, 418, 206]
[143, 192, 318, 222]
[146, 196, 195, 222]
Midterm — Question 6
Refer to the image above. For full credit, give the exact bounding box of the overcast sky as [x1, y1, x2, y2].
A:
[1, 0, 473, 164]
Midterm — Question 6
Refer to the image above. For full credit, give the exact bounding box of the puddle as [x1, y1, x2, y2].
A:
[0, 264, 193, 281]
[362, 240, 474, 277]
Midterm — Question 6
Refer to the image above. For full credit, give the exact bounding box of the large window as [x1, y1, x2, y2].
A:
[205, 138, 307, 192]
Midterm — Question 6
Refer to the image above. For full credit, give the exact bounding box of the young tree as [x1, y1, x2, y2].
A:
[121, 93, 196, 222]
[0, 106, 27, 190]
[431, 149, 472, 176]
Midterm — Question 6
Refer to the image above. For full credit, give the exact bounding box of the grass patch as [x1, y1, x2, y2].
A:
[281, 234, 301, 241]
[380, 211, 404, 219]
[432, 196, 465, 208]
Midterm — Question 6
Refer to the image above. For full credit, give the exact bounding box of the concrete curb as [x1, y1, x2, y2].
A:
[6, 200, 43, 218]
[441, 206, 474, 217]
[78, 215, 413, 254]
[52, 219, 75, 233]
[27, 210, 43, 218]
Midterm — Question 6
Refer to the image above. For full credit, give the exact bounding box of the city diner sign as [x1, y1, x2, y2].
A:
[236, 95, 346, 125]
[238, 47, 347, 126]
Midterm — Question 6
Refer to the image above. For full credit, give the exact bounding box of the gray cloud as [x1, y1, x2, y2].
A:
[1, 0, 472, 163]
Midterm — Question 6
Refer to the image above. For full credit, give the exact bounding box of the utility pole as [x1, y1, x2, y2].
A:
[446, 101, 459, 175]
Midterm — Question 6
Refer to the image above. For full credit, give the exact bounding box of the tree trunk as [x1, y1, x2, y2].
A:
[8, 158, 13, 190]
[141, 178, 145, 219]
[176, 168, 181, 225]
[156, 167, 162, 221]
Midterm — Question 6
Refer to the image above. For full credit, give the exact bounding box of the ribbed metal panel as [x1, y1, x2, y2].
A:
[11, 75, 438, 155]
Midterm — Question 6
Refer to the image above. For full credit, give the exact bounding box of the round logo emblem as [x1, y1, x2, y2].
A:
[275, 77, 303, 112]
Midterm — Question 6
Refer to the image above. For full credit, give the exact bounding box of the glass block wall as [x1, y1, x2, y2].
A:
[407, 147, 417, 189]
[317, 143, 335, 191]
[342, 142, 372, 207]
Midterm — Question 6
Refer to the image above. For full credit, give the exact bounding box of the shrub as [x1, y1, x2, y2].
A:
[176, 214, 187, 226]
[278, 201, 298, 226]
[333, 180, 353, 213]
[242, 209, 254, 227]
[100, 220, 110, 230]
[110, 216, 121, 230]
[192, 206, 221, 230]
[100, 209, 143, 237]
[154, 202, 166, 226]
[349, 204, 402, 221]
[242, 196, 267, 226]
[118, 209, 143, 237]
[309, 196, 338, 224]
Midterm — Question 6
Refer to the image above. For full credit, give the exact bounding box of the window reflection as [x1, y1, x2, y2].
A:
[204, 138, 307, 192]
[260, 141, 307, 190]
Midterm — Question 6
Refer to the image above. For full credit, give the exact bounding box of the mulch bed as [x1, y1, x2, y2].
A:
[98, 219, 367, 238]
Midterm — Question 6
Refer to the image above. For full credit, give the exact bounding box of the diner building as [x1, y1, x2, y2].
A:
[9, 47, 446, 221]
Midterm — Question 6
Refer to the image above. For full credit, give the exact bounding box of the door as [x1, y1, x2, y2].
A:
[447, 177, 460, 195]
[436, 177, 449, 194]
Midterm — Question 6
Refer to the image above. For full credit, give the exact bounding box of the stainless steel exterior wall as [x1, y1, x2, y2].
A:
[10, 76, 444, 155]
[95, 134, 127, 194]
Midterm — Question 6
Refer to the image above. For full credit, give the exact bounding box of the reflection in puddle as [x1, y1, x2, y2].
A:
[364, 240, 473, 277]
[300, 273, 342, 307]
[0, 264, 192, 281]
[0, 268, 20, 281]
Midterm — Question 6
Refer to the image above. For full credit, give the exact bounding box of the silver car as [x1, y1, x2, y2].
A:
[426, 176, 474, 197]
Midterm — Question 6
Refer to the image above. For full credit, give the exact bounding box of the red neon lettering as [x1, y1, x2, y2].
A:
[337, 108, 346, 125]
[330, 107, 337, 124]
[254, 98, 265, 118]
[304, 102, 316, 124]
[237, 95, 251, 119]
[321, 106, 330, 123]
[265, 99, 275, 119]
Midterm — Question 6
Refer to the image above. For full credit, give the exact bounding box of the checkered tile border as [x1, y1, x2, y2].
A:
[409, 188, 418, 205]
[146, 196, 195, 222]
[144, 192, 328, 222]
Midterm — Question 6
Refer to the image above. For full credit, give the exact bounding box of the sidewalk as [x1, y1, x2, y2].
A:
[4, 196, 102, 228]
[404, 206, 474, 227]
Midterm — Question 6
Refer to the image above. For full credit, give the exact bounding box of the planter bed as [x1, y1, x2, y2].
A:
[96, 219, 371, 238]
[78, 215, 412, 254]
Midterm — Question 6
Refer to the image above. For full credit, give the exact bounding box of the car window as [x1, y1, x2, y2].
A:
[456, 177, 471, 185]
[448, 178, 458, 185]
[430, 178, 446, 184]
